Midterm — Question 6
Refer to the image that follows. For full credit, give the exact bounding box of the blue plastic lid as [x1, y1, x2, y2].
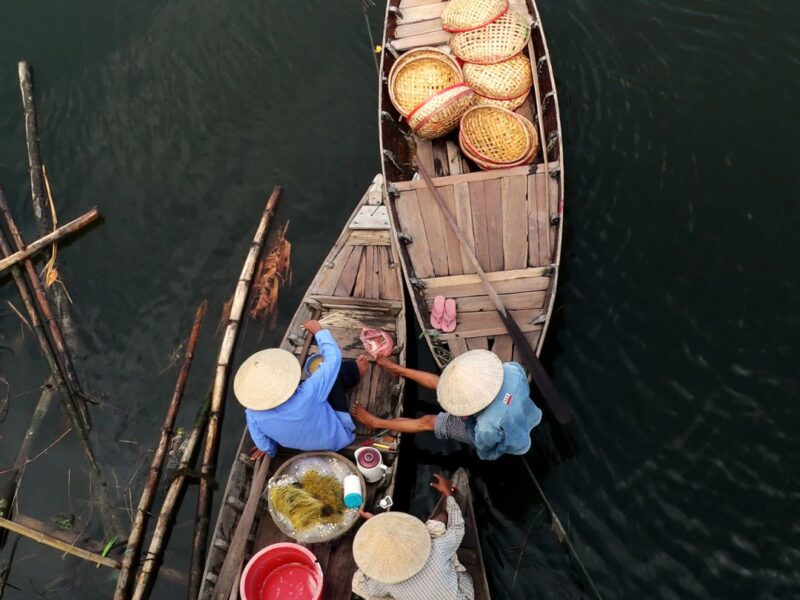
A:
[344, 493, 363, 509]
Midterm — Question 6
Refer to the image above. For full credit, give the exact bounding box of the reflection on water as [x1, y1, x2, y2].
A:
[0, 0, 798, 598]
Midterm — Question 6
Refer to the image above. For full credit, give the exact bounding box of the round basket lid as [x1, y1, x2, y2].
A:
[389, 50, 463, 116]
[459, 105, 531, 165]
[441, 0, 509, 33]
[409, 84, 475, 140]
[449, 11, 531, 65]
[463, 53, 532, 100]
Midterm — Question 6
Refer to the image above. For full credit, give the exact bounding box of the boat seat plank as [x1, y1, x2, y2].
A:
[427, 289, 546, 312]
[533, 173, 551, 267]
[438, 320, 543, 341]
[501, 175, 529, 269]
[307, 295, 401, 311]
[349, 205, 390, 230]
[318, 310, 397, 333]
[392, 163, 556, 192]
[484, 179, 505, 272]
[454, 309, 542, 335]
[468, 180, 492, 272]
[391, 29, 451, 51]
[347, 230, 391, 246]
[416, 185, 450, 276]
[423, 266, 549, 288]
[395, 17, 443, 39]
[395, 3, 445, 24]
[377, 246, 401, 300]
[453, 181, 477, 275]
[315, 245, 356, 295]
[333, 246, 364, 297]
[491, 334, 514, 361]
[423, 275, 550, 299]
[439, 185, 465, 275]
[394, 190, 436, 278]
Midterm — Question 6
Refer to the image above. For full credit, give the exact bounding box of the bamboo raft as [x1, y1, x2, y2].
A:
[379, 0, 565, 369]
[199, 176, 408, 599]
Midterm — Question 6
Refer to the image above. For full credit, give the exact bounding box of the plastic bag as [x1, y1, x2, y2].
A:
[360, 328, 394, 358]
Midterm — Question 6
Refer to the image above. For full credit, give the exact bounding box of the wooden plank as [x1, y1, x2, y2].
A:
[347, 230, 391, 246]
[448, 290, 546, 312]
[314, 245, 355, 295]
[502, 175, 528, 269]
[333, 246, 364, 297]
[396, 3, 445, 24]
[468, 180, 491, 272]
[422, 276, 551, 299]
[394, 191, 435, 278]
[447, 337, 470, 356]
[549, 176, 560, 258]
[365, 245, 380, 299]
[416, 185, 449, 276]
[377, 246, 401, 300]
[415, 138, 435, 174]
[391, 163, 558, 191]
[353, 249, 367, 298]
[307, 295, 401, 312]
[514, 331, 542, 362]
[395, 18, 443, 39]
[349, 205, 390, 230]
[509, 0, 530, 17]
[318, 310, 397, 333]
[423, 266, 549, 288]
[446, 141, 462, 175]
[439, 185, 464, 275]
[534, 174, 551, 266]
[483, 178, 504, 271]
[527, 174, 541, 267]
[491, 334, 514, 361]
[453, 181, 477, 275]
[454, 309, 542, 335]
[391, 29, 451, 51]
[466, 337, 489, 351]
[439, 321, 543, 341]
[432, 140, 450, 176]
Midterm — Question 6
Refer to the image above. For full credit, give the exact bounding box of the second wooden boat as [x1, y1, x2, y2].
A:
[378, 0, 565, 369]
[199, 176, 407, 599]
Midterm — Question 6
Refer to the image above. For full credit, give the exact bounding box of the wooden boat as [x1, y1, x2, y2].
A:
[379, 0, 565, 368]
[199, 175, 408, 599]
[431, 468, 491, 600]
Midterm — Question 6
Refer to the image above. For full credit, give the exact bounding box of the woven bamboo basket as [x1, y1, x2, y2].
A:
[441, 0, 509, 33]
[459, 105, 531, 165]
[475, 89, 530, 111]
[450, 11, 531, 65]
[388, 49, 463, 116]
[459, 112, 538, 170]
[408, 84, 475, 140]
[463, 53, 532, 100]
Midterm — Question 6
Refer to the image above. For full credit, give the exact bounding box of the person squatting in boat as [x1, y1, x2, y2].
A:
[352, 349, 541, 460]
[234, 320, 369, 459]
[351, 473, 474, 600]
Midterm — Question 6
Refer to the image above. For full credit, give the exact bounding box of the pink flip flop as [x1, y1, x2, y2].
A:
[430, 295, 446, 329]
[440, 298, 457, 333]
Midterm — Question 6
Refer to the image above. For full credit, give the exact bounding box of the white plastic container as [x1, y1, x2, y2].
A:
[343, 474, 363, 508]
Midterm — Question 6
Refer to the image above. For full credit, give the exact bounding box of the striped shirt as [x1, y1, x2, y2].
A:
[434, 412, 476, 445]
[359, 497, 474, 600]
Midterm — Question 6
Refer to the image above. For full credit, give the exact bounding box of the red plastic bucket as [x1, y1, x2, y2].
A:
[240, 543, 323, 600]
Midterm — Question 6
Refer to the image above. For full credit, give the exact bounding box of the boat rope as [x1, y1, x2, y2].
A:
[360, 0, 380, 77]
[521, 457, 604, 600]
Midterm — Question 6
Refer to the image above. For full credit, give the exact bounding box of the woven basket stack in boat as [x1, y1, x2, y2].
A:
[458, 106, 538, 170]
[388, 47, 475, 139]
[450, 11, 531, 64]
[464, 53, 532, 110]
[441, 0, 509, 33]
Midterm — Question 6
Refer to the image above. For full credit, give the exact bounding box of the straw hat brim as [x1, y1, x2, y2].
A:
[437, 349, 504, 416]
[353, 512, 432, 584]
[233, 348, 302, 411]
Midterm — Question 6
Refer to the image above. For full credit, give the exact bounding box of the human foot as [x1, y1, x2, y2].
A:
[356, 355, 370, 378]
[351, 402, 379, 428]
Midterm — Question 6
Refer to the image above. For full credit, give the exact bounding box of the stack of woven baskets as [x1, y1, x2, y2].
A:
[387, 0, 539, 170]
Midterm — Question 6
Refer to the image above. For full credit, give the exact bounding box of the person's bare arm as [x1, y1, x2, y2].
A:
[376, 356, 439, 390]
[352, 402, 437, 434]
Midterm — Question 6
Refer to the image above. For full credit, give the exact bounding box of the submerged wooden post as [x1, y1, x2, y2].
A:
[113, 301, 207, 600]
[188, 187, 284, 597]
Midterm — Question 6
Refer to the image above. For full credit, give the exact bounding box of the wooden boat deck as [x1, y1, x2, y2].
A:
[199, 176, 407, 599]
[380, 0, 565, 370]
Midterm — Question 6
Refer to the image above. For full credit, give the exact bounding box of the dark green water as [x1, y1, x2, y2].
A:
[0, 0, 798, 598]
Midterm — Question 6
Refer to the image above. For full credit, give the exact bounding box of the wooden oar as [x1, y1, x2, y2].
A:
[415, 161, 571, 424]
[212, 455, 272, 599]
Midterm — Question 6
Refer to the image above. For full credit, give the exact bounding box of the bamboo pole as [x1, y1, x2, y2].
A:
[0, 221, 124, 539]
[0, 207, 100, 275]
[18, 61, 47, 236]
[0, 189, 96, 429]
[0, 516, 120, 569]
[130, 395, 210, 600]
[187, 186, 284, 598]
[113, 301, 207, 600]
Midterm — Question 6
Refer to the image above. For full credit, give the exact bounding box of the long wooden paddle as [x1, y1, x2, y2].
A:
[212, 455, 271, 599]
[415, 161, 571, 424]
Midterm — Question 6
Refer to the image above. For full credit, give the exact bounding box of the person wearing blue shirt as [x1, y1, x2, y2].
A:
[234, 320, 368, 459]
[352, 349, 542, 460]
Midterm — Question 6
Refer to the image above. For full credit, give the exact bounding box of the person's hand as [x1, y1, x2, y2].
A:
[376, 355, 401, 376]
[250, 447, 267, 461]
[359, 510, 374, 520]
[431, 474, 455, 497]
[303, 320, 322, 335]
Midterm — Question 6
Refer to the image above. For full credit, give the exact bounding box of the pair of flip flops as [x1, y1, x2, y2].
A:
[430, 295, 457, 333]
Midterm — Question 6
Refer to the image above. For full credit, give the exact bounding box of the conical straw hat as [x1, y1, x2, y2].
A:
[233, 348, 301, 410]
[437, 349, 504, 416]
[353, 512, 432, 583]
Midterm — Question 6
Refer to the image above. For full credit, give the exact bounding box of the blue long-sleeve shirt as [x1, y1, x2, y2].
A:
[245, 329, 356, 457]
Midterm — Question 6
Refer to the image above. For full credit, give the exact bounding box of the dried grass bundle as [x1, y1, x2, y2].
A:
[249, 223, 292, 330]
